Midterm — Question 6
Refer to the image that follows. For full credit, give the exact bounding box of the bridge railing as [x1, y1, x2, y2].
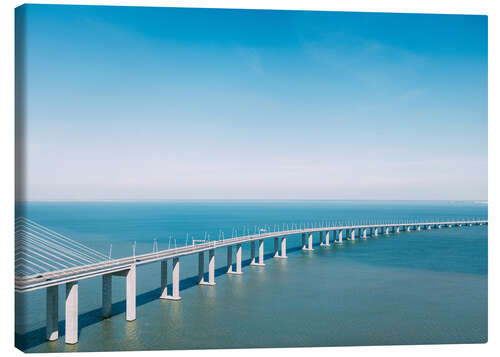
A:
[15, 217, 487, 286]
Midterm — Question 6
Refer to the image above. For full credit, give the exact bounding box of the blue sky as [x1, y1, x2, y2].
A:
[16, 5, 487, 200]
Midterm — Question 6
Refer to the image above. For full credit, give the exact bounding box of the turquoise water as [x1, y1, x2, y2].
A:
[15, 201, 487, 351]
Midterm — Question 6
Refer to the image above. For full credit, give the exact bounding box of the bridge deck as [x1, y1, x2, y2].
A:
[15, 220, 487, 293]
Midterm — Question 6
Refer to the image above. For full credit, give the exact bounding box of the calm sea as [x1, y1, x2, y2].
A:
[15, 200, 488, 352]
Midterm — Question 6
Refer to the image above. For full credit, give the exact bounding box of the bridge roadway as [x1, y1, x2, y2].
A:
[15, 219, 487, 344]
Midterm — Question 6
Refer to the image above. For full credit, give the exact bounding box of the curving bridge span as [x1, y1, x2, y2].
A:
[15, 217, 488, 344]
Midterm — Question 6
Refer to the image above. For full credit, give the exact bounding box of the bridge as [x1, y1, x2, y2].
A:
[15, 216, 487, 344]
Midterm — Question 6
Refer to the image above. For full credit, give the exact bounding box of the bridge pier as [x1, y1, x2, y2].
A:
[228, 244, 243, 274]
[251, 240, 265, 266]
[126, 265, 136, 321]
[171, 258, 181, 299]
[274, 237, 280, 257]
[335, 230, 343, 244]
[406, 226, 411, 232]
[417, 225, 421, 231]
[227, 246, 233, 273]
[395, 226, 400, 233]
[301, 233, 306, 249]
[321, 231, 330, 246]
[160, 260, 168, 298]
[199, 250, 216, 285]
[110, 266, 137, 318]
[258, 239, 265, 265]
[361, 228, 367, 239]
[384, 227, 389, 235]
[236, 244, 242, 273]
[250, 241, 256, 264]
[319, 231, 324, 246]
[280, 237, 288, 258]
[303, 233, 314, 250]
[198, 252, 205, 284]
[373, 227, 378, 236]
[102, 274, 112, 318]
[161, 258, 181, 300]
[208, 249, 216, 284]
[65, 281, 78, 345]
[46, 286, 58, 341]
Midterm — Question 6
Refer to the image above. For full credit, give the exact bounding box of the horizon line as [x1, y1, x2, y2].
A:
[15, 199, 488, 203]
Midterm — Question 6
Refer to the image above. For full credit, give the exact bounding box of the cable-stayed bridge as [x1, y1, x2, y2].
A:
[15, 216, 487, 344]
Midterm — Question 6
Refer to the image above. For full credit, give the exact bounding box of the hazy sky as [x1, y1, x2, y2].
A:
[16, 5, 487, 201]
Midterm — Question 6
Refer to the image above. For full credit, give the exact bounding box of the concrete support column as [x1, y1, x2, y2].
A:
[251, 240, 265, 266]
[250, 241, 256, 265]
[46, 285, 58, 341]
[373, 227, 378, 236]
[427, 225, 432, 230]
[301, 233, 306, 249]
[280, 237, 288, 258]
[319, 231, 324, 245]
[362, 228, 367, 239]
[162, 258, 181, 300]
[227, 244, 242, 275]
[396, 226, 400, 233]
[335, 230, 343, 244]
[385, 227, 389, 235]
[235, 244, 242, 273]
[258, 239, 265, 266]
[348, 229, 355, 241]
[126, 264, 136, 322]
[200, 250, 216, 285]
[274, 237, 280, 257]
[417, 225, 421, 231]
[406, 226, 411, 232]
[306, 233, 314, 250]
[322, 231, 330, 246]
[102, 274, 112, 318]
[65, 281, 78, 345]
[198, 252, 205, 284]
[171, 258, 181, 299]
[160, 260, 168, 298]
[208, 249, 216, 284]
[227, 246, 233, 273]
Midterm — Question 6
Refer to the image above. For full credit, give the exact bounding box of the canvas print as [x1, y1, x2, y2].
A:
[15, 4, 488, 352]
